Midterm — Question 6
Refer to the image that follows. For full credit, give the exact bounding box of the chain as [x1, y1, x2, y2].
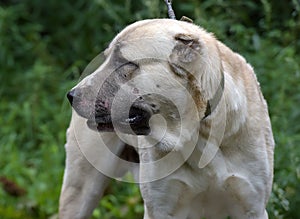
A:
[164, 0, 176, 19]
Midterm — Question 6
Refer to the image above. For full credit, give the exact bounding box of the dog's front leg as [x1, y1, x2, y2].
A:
[140, 177, 195, 219]
[59, 113, 124, 219]
[59, 142, 109, 219]
[141, 180, 195, 219]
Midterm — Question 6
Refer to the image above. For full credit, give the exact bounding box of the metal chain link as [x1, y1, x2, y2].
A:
[164, 0, 176, 19]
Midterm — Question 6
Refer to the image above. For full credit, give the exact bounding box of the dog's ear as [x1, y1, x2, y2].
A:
[169, 33, 202, 77]
[174, 33, 201, 51]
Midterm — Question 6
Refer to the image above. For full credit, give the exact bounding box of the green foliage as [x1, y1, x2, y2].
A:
[0, 0, 299, 218]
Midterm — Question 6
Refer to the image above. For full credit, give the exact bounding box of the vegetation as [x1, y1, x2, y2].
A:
[0, 0, 299, 218]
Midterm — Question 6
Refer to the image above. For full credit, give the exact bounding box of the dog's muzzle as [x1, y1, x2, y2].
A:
[66, 89, 75, 105]
[67, 89, 152, 135]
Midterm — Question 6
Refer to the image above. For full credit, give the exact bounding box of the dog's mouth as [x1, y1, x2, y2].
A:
[87, 106, 152, 135]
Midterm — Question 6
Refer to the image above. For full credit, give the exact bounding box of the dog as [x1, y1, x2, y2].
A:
[59, 19, 274, 219]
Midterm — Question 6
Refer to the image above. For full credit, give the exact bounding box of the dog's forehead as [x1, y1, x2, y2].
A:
[119, 19, 189, 40]
[106, 19, 198, 62]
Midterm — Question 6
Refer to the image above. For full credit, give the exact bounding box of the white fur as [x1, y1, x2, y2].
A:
[59, 19, 274, 219]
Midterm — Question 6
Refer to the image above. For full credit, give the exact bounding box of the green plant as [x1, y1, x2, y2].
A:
[0, 0, 299, 218]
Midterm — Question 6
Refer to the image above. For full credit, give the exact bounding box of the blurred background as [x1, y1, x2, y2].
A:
[0, 0, 299, 218]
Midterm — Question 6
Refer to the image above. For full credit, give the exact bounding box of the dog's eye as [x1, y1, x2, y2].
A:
[123, 62, 138, 72]
[126, 62, 139, 69]
[119, 62, 139, 80]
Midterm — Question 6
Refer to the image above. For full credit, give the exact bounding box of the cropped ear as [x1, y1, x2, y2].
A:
[169, 33, 202, 76]
[174, 33, 201, 51]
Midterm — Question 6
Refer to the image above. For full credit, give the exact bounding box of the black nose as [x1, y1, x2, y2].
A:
[67, 90, 75, 104]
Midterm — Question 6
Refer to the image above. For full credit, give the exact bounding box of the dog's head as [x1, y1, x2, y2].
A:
[68, 19, 223, 143]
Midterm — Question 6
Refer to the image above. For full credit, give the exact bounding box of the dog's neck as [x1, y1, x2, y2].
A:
[203, 71, 225, 120]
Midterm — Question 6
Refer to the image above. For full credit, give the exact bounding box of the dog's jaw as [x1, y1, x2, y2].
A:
[81, 101, 153, 135]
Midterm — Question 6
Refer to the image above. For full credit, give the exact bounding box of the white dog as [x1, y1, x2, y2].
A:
[59, 19, 274, 219]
